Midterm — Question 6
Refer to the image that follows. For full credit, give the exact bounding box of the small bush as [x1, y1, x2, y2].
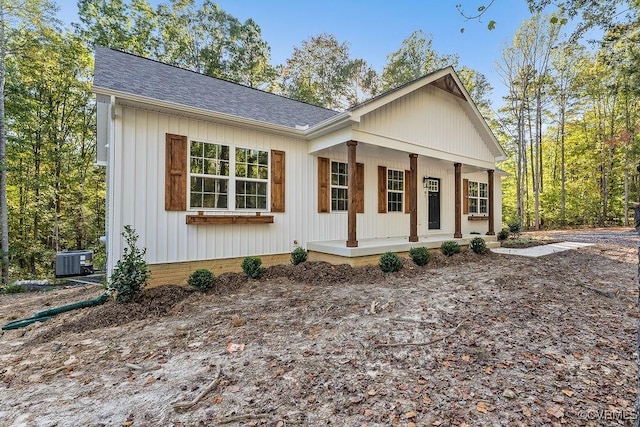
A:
[508, 220, 522, 237]
[1, 284, 25, 294]
[108, 226, 150, 303]
[187, 269, 216, 292]
[291, 247, 308, 265]
[440, 240, 461, 257]
[469, 237, 487, 254]
[497, 228, 509, 241]
[379, 252, 402, 273]
[241, 256, 263, 279]
[409, 247, 430, 266]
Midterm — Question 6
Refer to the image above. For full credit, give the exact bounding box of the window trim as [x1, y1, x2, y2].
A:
[468, 180, 488, 215]
[188, 138, 270, 212]
[387, 168, 404, 213]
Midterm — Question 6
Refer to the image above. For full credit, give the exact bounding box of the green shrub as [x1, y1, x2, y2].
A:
[379, 252, 402, 273]
[497, 228, 509, 241]
[291, 247, 308, 265]
[187, 269, 216, 292]
[1, 283, 25, 294]
[469, 237, 487, 254]
[409, 247, 430, 266]
[440, 240, 461, 257]
[508, 219, 522, 237]
[108, 226, 150, 303]
[241, 256, 263, 279]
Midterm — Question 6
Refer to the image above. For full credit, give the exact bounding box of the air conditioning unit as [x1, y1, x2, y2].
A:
[55, 250, 94, 278]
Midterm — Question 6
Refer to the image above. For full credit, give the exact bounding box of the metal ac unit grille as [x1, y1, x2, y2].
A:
[55, 250, 94, 278]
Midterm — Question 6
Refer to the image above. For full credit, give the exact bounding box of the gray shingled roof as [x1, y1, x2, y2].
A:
[93, 46, 341, 128]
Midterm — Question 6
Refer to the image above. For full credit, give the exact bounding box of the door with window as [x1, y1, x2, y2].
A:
[427, 178, 440, 230]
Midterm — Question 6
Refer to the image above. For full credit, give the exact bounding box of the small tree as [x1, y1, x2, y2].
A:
[108, 225, 149, 302]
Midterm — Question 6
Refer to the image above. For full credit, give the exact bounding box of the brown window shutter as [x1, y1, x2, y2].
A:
[463, 178, 469, 214]
[356, 163, 364, 213]
[378, 166, 387, 213]
[165, 133, 187, 211]
[318, 157, 330, 213]
[404, 170, 411, 214]
[270, 150, 285, 212]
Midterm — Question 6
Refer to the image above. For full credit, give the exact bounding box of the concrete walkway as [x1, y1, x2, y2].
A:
[492, 241, 594, 258]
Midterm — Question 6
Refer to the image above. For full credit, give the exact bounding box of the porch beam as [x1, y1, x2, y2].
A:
[409, 153, 418, 242]
[347, 140, 358, 247]
[454, 162, 462, 238]
[487, 169, 495, 235]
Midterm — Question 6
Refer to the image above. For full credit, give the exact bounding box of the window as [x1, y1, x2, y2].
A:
[387, 169, 404, 212]
[189, 139, 268, 210]
[235, 148, 268, 209]
[468, 181, 488, 214]
[189, 141, 229, 209]
[331, 161, 348, 211]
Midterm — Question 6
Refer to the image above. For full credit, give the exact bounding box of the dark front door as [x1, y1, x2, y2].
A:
[427, 178, 440, 230]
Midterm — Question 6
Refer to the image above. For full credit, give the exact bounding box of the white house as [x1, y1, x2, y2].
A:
[93, 47, 506, 285]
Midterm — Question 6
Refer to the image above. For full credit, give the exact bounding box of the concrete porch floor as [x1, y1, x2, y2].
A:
[307, 233, 500, 258]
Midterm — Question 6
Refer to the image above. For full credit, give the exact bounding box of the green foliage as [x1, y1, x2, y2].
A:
[187, 269, 216, 292]
[497, 228, 510, 241]
[241, 256, 263, 279]
[379, 252, 402, 273]
[508, 220, 522, 237]
[409, 247, 430, 266]
[1, 283, 25, 294]
[469, 237, 487, 254]
[108, 226, 150, 303]
[290, 247, 308, 265]
[440, 241, 461, 257]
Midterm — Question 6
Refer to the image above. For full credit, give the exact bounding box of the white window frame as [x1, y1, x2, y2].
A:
[188, 139, 269, 211]
[468, 181, 488, 215]
[330, 160, 348, 212]
[387, 169, 404, 212]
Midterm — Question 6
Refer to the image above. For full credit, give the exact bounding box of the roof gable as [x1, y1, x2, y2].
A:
[92, 46, 341, 129]
[350, 68, 506, 160]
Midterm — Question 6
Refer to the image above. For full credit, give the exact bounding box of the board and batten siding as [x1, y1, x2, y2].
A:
[357, 85, 495, 165]
[306, 148, 457, 242]
[107, 105, 312, 274]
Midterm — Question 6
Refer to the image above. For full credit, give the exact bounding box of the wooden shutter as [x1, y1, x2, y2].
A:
[318, 157, 330, 213]
[271, 150, 285, 212]
[378, 166, 387, 213]
[463, 178, 469, 214]
[404, 170, 411, 214]
[356, 163, 364, 213]
[165, 133, 187, 211]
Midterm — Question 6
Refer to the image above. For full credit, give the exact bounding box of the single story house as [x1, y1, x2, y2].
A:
[93, 46, 506, 285]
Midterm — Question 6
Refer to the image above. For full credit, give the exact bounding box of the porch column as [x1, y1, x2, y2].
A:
[454, 162, 462, 238]
[409, 153, 418, 242]
[346, 140, 358, 247]
[487, 169, 495, 235]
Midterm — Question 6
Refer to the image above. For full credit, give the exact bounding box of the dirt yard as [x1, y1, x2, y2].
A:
[0, 228, 637, 426]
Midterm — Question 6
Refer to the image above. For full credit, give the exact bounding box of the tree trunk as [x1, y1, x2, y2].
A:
[0, 12, 8, 285]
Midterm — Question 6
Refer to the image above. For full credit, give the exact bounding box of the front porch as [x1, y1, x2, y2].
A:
[307, 234, 500, 267]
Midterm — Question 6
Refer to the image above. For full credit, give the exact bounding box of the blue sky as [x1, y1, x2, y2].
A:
[57, 0, 549, 107]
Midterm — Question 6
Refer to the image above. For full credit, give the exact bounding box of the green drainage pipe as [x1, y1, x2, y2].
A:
[2, 293, 110, 331]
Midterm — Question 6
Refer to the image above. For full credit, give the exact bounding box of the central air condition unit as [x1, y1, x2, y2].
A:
[55, 250, 94, 278]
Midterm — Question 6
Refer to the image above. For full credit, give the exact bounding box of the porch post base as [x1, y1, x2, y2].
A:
[486, 231, 495, 236]
[453, 232, 462, 239]
[409, 236, 418, 242]
[346, 240, 358, 248]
